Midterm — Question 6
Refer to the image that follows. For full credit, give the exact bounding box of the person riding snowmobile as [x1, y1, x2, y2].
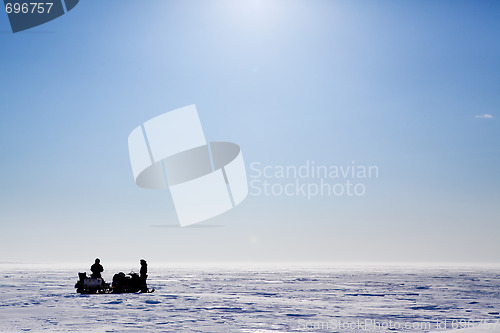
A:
[90, 258, 104, 279]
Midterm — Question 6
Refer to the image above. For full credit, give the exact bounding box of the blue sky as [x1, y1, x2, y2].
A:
[0, 0, 499, 265]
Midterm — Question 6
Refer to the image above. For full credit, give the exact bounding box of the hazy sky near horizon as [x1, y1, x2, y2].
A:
[0, 0, 499, 264]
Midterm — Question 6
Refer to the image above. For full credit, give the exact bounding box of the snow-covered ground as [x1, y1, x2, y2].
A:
[0, 264, 499, 332]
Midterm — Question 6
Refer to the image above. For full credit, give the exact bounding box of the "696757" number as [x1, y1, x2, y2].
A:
[5, 2, 54, 14]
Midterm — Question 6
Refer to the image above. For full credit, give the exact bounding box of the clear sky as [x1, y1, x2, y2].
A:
[0, 0, 499, 265]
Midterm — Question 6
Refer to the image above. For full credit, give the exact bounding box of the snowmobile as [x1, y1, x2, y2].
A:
[75, 272, 154, 294]
[75, 272, 111, 294]
[111, 271, 154, 293]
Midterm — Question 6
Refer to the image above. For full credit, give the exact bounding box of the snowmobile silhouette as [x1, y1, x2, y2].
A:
[75, 271, 154, 294]
[74, 272, 110, 294]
